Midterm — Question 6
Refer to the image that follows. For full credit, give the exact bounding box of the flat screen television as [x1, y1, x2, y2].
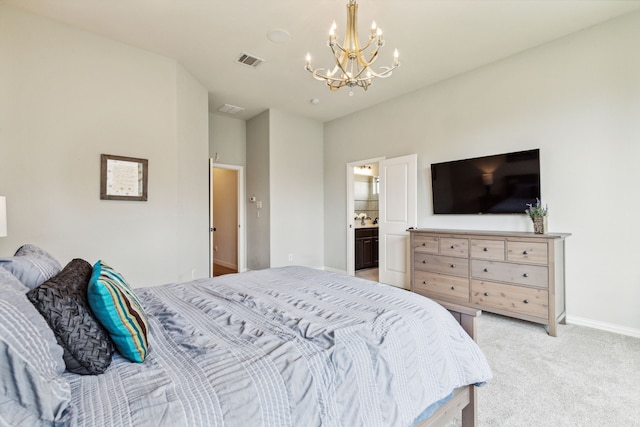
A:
[431, 149, 540, 214]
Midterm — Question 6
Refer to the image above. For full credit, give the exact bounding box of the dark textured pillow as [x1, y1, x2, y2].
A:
[27, 259, 115, 375]
[0, 244, 62, 289]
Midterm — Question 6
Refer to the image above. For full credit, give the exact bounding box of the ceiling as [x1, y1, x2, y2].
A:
[4, 0, 640, 122]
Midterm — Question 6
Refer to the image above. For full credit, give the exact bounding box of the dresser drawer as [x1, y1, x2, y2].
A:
[507, 241, 548, 265]
[470, 239, 505, 260]
[414, 271, 469, 303]
[471, 260, 548, 288]
[440, 238, 469, 257]
[414, 253, 469, 278]
[413, 235, 438, 253]
[471, 279, 548, 318]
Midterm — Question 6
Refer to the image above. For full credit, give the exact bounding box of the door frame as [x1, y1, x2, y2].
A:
[209, 160, 246, 277]
[346, 156, 385, 276]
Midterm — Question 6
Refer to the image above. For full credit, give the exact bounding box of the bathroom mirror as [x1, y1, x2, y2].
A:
[354, 175, 379, 221]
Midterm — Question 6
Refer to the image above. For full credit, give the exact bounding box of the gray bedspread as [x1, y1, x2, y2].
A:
[66, 266, 492, 427]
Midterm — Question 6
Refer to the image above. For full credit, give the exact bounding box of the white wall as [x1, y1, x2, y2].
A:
[269, 109, 324, 268]
[209, 113, 246, 166]
[246, 111, 271, 269]
[0, 5, 209, 287]
[324, 11, 640, 333]
[245, 109, 325, 270]
[176, 63, 210, 282]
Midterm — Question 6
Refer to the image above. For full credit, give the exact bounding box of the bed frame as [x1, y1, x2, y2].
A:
[415, 301, 481, 427]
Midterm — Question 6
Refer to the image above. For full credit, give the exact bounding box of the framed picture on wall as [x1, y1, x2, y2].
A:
[100, 154, 148, 201]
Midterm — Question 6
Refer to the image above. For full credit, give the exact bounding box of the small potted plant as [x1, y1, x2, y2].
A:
[525, 198, 548, 234]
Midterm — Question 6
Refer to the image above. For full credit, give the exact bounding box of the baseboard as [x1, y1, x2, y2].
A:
[566, 315, 640, 339]
[321, 266, 348, 275]
[213, 260, 237, 270]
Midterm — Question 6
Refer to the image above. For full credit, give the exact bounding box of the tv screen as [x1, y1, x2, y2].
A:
[431, 149, 540, 214]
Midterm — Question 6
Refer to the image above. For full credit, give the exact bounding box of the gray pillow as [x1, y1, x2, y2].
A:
[0, 264, 28, 293]
[27, 259, 115, 375]
[0, 244, 62, 289]
[0, 266, 74, 425]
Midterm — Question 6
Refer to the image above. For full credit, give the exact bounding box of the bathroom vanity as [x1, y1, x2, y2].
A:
[355, 227, 378, 270]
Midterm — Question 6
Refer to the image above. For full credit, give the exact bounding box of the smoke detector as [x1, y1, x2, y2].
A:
[267, 29, 291, 44]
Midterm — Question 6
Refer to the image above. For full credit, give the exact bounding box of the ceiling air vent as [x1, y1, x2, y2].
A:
[236, 52, 265, 68]
[217, 104, 245, 115]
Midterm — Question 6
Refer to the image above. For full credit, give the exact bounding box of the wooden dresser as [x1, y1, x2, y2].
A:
[409, 229, 570, 336]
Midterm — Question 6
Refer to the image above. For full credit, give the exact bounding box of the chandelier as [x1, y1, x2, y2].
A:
[305, 0, 399, 92]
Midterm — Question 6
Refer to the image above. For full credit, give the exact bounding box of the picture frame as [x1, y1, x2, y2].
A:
[100, 154, 148, 201]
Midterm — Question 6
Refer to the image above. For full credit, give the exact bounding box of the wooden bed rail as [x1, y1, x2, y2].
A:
[439, 301, 481, 341]
[415, 302, 481, 427]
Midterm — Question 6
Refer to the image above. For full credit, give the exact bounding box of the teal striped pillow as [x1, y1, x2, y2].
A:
[87, 261, 148, 363]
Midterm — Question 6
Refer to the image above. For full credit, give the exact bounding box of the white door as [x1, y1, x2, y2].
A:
[378, 154, 417, 288]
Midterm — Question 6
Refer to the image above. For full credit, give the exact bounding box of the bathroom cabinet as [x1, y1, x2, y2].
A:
[355, 228, 379, 270]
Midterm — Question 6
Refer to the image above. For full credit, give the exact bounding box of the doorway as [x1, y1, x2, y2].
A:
[209, 161, 246, 277]
[346, 154, 417, 289]
[347, 157, 384, 281]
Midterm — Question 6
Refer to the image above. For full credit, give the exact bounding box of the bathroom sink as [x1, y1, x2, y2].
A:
[355, 222, 378, 229]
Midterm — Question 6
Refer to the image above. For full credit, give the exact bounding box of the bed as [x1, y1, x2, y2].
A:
[0, 246, 492, 427]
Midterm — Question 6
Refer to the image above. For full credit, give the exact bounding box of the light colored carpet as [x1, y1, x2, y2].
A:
[448, 313, 640, 427]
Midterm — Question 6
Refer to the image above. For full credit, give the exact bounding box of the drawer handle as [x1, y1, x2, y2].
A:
[483, 247, 488, 252]
[524, 299, 529, 304]
[422, 243, 426, 246]
[450, 245, 455, 249]
[523, 250, 528, 255]
[451, 286, 455, 290]
[422, 260, 427, 264]
[450, 264, 456, 268]
[484, 292, 489, 297]
[422, 281, 427, 285]
[523, 273, 529, 278]
[483, 268, 488, 272]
